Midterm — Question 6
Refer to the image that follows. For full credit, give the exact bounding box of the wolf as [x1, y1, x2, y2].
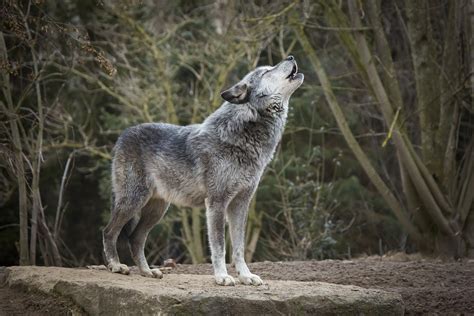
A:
[103, 56, 304, 286]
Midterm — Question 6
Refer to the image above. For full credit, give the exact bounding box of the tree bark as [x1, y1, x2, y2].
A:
[0, 31, 30, 265]
[181, 209, 205, 264]
[38, 206, 62, 266]
[294, 24, 423, 244]
[191, 207, 205, 263]
[439, 0, 462, 190]
[345, 0, 454, 236]
[405, 0, 442, 176]
[365, 0, 431, 234]
[245, 195, 262, 262]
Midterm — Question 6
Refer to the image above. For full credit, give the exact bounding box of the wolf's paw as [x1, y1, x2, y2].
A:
[215, 274, 236, 286]
[238, 273, 263, 286]
[140, 268, 163, 279]
[107, 263, 130, 275]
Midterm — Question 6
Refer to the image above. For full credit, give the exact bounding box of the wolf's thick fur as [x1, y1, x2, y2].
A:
[103, 56, 304, 285]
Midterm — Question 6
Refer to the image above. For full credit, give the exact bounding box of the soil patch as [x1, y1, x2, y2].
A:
[171, 255, 474, 315]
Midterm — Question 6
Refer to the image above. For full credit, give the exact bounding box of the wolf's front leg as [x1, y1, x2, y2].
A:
[206, 198, 235, 286]
[227, 189, 263, 286]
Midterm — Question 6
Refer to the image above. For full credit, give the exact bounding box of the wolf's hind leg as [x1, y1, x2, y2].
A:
[129, 197, 169, 278]
[103, 193, 150, 275]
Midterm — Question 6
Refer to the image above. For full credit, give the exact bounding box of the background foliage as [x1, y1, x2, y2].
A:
[1, 0, 472, 266]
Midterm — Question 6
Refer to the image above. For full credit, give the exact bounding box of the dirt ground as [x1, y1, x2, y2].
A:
[171, 254, 474, 315]
[1, 254, 473, 315]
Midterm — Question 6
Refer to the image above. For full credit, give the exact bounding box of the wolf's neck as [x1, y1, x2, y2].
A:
[210, 102, 288, 158]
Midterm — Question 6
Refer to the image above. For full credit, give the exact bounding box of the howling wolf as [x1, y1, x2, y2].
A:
[103, 56, 304, 286]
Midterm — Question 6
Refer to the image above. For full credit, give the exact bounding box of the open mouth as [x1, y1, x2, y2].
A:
[286, 63, 298, 80]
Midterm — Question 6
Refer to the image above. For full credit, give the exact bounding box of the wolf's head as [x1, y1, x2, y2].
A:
[220, 56, 304, 110]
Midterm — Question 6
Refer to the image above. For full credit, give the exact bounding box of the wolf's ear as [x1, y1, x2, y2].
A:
[220, 83, 250, 104]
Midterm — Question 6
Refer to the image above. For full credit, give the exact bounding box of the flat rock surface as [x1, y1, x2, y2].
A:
[5, 266, 403, 315]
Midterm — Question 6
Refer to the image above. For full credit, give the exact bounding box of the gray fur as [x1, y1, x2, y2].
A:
[103, 56, 304, 285]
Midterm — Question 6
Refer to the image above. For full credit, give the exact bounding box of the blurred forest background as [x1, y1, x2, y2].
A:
[0, 0, 473, 267]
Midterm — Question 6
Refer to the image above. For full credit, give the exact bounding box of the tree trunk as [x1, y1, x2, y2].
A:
[439, 1, 462, 191]
[191, 207, 205, 263]
[17, 155, 29, 265]
[181, 208, 205, 264]
[405, 0, 442, 177]
[294, 23, 423, 245]
[0, 31, 29, 265]
[345, 0, 454, 236]
[245, 195, 262, 262]
[365, 0, 431, 235]
[38, 206, 63, 266]
[307, 0, 470, 254]
[29, 191, 39, 265]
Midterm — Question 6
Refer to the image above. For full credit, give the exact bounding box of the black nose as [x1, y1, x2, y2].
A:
[286, 55, 294, 61]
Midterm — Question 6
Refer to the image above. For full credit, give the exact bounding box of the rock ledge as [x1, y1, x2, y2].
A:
[5, 266, 403, 315]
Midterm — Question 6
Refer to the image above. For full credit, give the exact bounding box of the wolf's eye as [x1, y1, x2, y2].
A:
[261, 70, 270, 77]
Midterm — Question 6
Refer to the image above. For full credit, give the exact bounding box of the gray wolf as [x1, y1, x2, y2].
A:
[103, 56, 304, 286]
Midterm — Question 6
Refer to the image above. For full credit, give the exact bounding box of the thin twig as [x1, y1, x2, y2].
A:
[54, 150, 75, 238]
